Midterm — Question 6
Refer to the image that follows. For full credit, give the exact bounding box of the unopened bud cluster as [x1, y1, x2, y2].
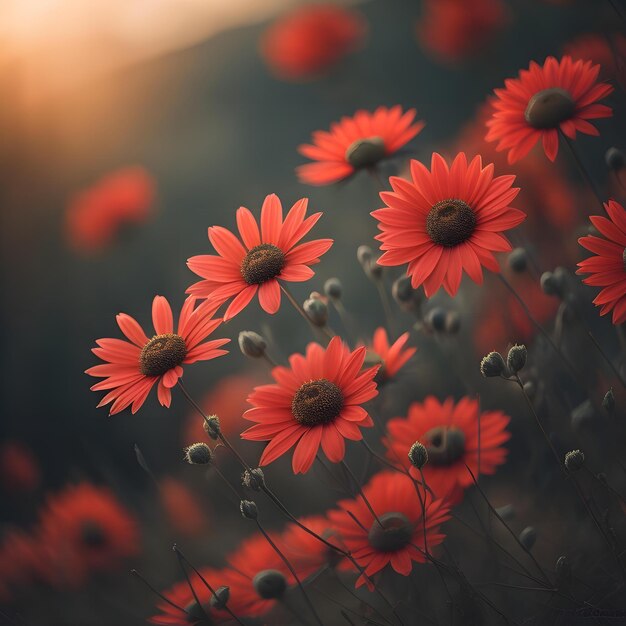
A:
[480, 344, 526, 378]
[184, 442, 213, 465]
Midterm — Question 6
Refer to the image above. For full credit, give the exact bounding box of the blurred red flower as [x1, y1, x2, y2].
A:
[86, 295, 229, 415]
[297, 106, 424, 186]
[279, 515, 335, 579]
[563, 33, 626, 83]
[473, 274, 559, 356]
[385, 396, 510, 503]
[187, 194, 332, 320]
[328, 471, 451, 588]
[183, 373, 260, 443]
[38, 483, 139, 587]
[65, 166, 156, 253]
[416, 0, 508, 64]
[486, 56, 613, 163]
[368, 327, 416, 382]
[578, 200, 626, 324]
[159, 476, 208, 538]
[373, 153, 524, 297]
[260, 3, 366, 80]
[0, 530, 43, 601]
[242, 337, 378, 474]
[0, 440, 40, 493]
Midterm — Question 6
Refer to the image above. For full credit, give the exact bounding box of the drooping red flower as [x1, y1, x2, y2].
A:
[86, 295, 229, 415]
[260, 3, 366, 81]
[577, 200, 626, 324]
[0, 440, 40, 493]
[159, 477, 209, 538]
[373, 152, 525, 297]
[385, 396, 510, 503]
[328, 471, 450, 588]
[367, 327, 416, 382]
[38, 483, 139, 587]
[241, 336, 378, 474]
[150, 567, 233, 625]
[486, 56, 613, 163]
[65, 166, 156, 253]
[416, 0, 508, 64]
[183, 373, 261, 443]
[297, 106, 424, 186]
[187, 194, 332, 320]
[220, 532, 298, 619]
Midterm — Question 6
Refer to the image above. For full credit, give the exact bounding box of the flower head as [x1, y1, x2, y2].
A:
[373, 152, 524, 297]
[385, 396, 510, 503]
[577, 200, 626, 324]
[486, 56, 613, 163]
[86, 296, 229, 415]
[65, 166, 155, 253]
[367, 327, 416, 382]
[297, 106, 424, 186]
[328, 471, 450, 588]
[187, 194, 332, 320]
[260, 3, 366, 80]
[241, 336, 378, 474]
[38, 483, 138, 587]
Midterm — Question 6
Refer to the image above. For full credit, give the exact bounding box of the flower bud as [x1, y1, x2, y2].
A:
[392, 275, 421, 311]
[571, 399, 595, 430]
[210, 586, 230, 610]
[564, 449, 585, 472]
[519, 526, 537, 551]
[555, 556, 572, 588]
[508, 248, 528, 273]
[303, 297, 328, 327]
[408, 442, 428, 469]
[357, 245, 382, 279]
[253, 569, 287, 599]
[603, 388, 615, 414]
[324, 278, 342, 300]
[523, 381, 535, 400]
[495, 504, 515, 520]
[540, 271, 560, 297]
[242, 468, 265, 492]
[240, 500, 258, 520]
[184, 443, 213, 466]
[357, 245, 373, 266]
[480, 351, 507, 378]
[238, 331, 267, 358]
[606, 147, 625, 171]
[445, 311, 461, 334]
[507, 344, 527, 374]
[426, 307, 447, 332]
[203, 415, 221, 440]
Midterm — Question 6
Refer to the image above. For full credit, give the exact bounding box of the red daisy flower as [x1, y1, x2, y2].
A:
[416, 0, 508, 64]
[368, 327, 416, 382]
[0, 440, 40, 493]
[385, 396, 510, 503]
[372, 152, 525, 297]
[65, 166, 156, 253]
[220, 532, 298, 619]
[150, 567, 234, 625]
[241, 336, 378, 474]
[38, 483, 139, 587]
[297, 106, 425, 186]
[328, 471, 450, 588]
[86, 295, 229, 415]
[577, 200, 626, 325]
[486, 56, 613, 164]
[260, 3, 366, 81]
[159, 477, 208, 538]
[186, 194, 332, 321]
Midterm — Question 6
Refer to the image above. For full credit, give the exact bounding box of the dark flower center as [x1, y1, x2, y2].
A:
[368, 512, 413, 552]
[426, 199, 476, 247]
[252, 569, 287, 599]
[240, 244, 285, 285]
[185, 601, 214, 625]
[81, 521, 107, 548]
[524, 88, 575, 129]
[292, 378, 344, 427]
[424, 426, 466, 466]
[345, 136, 386, 169]
[140, 333, 187, 377]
